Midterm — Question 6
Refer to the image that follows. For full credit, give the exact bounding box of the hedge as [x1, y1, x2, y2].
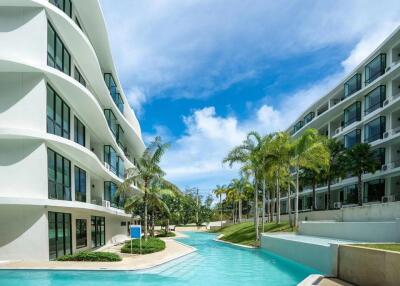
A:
[121, 237, 166, 254]
[57, 251, 122, 262]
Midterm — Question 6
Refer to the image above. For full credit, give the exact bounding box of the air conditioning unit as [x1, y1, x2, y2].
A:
[102, 200, 111, 208]
[335, 127, 342, 135]
[383, 131, 390, 139]
[104, 162, 110, 170]
[333, 202, 342, 209]
[383, 98, 390, 106]
[381, 195, 394, 203]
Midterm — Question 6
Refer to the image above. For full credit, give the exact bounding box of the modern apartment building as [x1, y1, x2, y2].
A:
[281, 26, 400, 215]
[0, 0, 145, 261]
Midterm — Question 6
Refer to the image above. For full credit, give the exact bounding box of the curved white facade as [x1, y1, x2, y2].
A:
[280, 26, 400, 215]
[0, 0, 144, 261]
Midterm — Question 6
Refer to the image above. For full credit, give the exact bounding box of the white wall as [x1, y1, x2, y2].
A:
[299, 220, 400, 242]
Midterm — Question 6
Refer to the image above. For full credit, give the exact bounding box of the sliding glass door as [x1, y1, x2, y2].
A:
[48, 212, 72, 260]
[91, 216, 105, 248]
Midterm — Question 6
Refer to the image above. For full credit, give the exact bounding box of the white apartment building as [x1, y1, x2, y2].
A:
[0, 0, 145, 261]
[281, 26, 400, 216]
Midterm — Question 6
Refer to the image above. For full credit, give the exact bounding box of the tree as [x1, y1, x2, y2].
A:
[291, 129, 329, 227]
[118, 136, 174, 240]
[223, 132, 264, 241]
[213, 185, 226, 227]
[324, 138, 346, 210]
[345, 143, 380, 206]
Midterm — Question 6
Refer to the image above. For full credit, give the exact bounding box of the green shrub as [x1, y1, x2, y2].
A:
[121, 237, 166, 254]
[57, 251, 122, 262]
[156, 230, 176, 237]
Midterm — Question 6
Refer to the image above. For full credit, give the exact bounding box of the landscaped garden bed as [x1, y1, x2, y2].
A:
[156, 230, 176, 237]
[121, 237, 166, 254]
[57, 251, 122, 262]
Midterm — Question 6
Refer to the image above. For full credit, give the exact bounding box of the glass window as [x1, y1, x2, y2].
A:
[104, 181, 124, 208]
[117, 125, 126, 150]
[372, 148, 385, 166]
[343, 101, 361, 127]
[47, 85, 70, 139]
[74, 166, 86, 202]
[344, 129, 361, 149]
[104, 145, 117, 174]
[117, 156, 125, 179]
[365, 54, 386, 85]
[304, 112, 315, 124]
[364, 116, 386, 143]
[293, 120, 304, 133]
[47, 22, 71, 75]
[48, 148, 71, 201]
[76, 219, 87, 249]
[364, 85, 386, 115]
[344, 73, 361, 98]
[49, 0, 72, 18]
[104, 73, 124, 113]
[342, 185, 358, 205]
[91, 216, 105, 248]
[74, 67, 86, 87]
[74, 117, 85, 147]
[48, 211, 72, 260]
[104, 109, 118, 137]
[364, 179, 385, 203]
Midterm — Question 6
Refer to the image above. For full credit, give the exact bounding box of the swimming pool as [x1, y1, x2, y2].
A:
[0, 232, 318, 286]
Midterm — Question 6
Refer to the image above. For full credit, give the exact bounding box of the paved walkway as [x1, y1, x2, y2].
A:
[0, 233, 195, 271]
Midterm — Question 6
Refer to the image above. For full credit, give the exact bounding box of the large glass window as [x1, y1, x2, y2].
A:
[104, 109, 118, 137]
[104, 181, 124, 208]
[344, 73, 361, 98]
[74, 67, 86, 87]
[48, 212, 72, 260]
[364, 179, 385, 203]
[76, 219, 87, 249]
[372, 148, 385, 166]
[47, 22, 71, 75]
[343, 101, 361, 127]
[117, 156, 125, 179]
[91, 216, 105, 248]
[304, 112, 315, 124]
[48, 148, 71, 201]
[50, 0, 72, 18]
[364, 85, 386, 115]
[117, 125, 126, 150]
[74, 116, 85, 147]
[344, 129, 361, 149]
[364, 116, 386, 143]
[365, 54, 386, 85]
[74, 166, 86, 202]
[104, 73, 124, 113]
[104, 145, 117, 174]
[293, 120, 304, 133]
[47, 85, 70, 139]
[342, 185, 358, 205]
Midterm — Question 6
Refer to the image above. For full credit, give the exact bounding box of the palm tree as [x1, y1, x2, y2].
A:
[227, 181, 239, 223]
[213, 185, 226, 227]
[224, 131, 264, 240]
[291, 129, 329, 227]
[118, 136, 173, 240]
[324, 138, 346, 210]
[345, 143, 380, 206]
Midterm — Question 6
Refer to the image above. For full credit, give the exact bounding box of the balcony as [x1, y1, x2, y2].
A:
[344, 73, 361, 98]
[104, 73, 124, 113]
[343, 101, 361, 128]
[344, 129, 361, 149]
[364, 85, 386, 115]
[304, 112, 315, 124]
[365, 54, 386, 85]
[293, 120, 304, 134]
[104, 109, 118, 138]
[364, 116, 386, 143]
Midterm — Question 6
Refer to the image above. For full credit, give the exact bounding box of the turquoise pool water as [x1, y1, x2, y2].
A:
[0, 232, 318, 286]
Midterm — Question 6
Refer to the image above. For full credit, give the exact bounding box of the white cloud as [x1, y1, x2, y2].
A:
[125, 87, 147, 116]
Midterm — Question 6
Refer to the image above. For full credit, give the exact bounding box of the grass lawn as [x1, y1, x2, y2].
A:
[355, 244, 400, 252]
[215, 221, 295, 247]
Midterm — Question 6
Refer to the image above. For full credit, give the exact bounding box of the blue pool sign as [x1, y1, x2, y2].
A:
[130, 225, 142, 239]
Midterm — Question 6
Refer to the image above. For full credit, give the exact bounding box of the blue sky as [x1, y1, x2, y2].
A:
[100, 0, 400, 195]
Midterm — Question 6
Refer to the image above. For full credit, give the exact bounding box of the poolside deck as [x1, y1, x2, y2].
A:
[0, 233, 196, 271]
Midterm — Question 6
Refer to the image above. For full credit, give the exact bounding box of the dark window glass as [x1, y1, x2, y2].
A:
[344, 129, 361, 149]
[304, 112, 315, 124]
[293, 120, 304, 133]
[364, 116, 386, 143]
[104, 73, 124, 113]
[74, 166, 86, 202]
[104, 181, 124, 208]
[364, 179, 385, 203]
[48, 148, 71, 201]
[74, 117, 85, 147]
[117, 156, 125, 179]
[342, 185, 358, 205]
[47, 22, 71, 75]
[104, 145, 117, 174]
[76, 219, 87, 249]
[49, 0, 72, 18]
[48, 211, 72, 260]
[365, 54, 386, 85]
[91, 216, 105, 248]
[372, 148, 385, 166]
[47, 85, 70, 139]
[104, 109, 118, 137]
[364, 85, 386, 115]
[74, 67, 86, 87]
[117, 125, 126, 150]
[343, 101, 361, 127]
[344, 73, 361, 98]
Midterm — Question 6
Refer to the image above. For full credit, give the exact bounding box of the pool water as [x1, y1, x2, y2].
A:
[0, 232, 318, 286]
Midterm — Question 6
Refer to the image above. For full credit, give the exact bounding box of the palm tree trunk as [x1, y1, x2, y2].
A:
[277, 177, 281, 224]
[358, 174, 363, 206]
[295, 170, 299, 228]
[238, 197, 242, 223]
[151, 210, 155, 237]
[288, 181, 292, 227]
[144, 189, 148, 240]
[326, 178, 331, 210]
[232, 202, 235, 223]
[312, 178, 316, 211]
[219, 194, 223, 227]
[254, 175, 259, 241]
[262, 177, 266, 232]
